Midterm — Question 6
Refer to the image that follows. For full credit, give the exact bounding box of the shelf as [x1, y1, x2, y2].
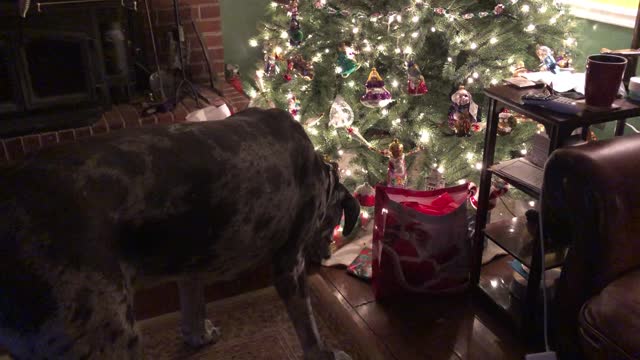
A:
[478, 256, 522, 326]
[484, 215, 567, 270]
[490, 158, 543, 197]
[484, 85, 640, 129]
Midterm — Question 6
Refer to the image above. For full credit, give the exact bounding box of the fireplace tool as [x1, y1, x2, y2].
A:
[170, 0, 210, 108]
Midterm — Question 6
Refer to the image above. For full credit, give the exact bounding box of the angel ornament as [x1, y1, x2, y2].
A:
[373, 139, 423, 188]
[448, 85, 479, 137]
[536, 45, 557, 74]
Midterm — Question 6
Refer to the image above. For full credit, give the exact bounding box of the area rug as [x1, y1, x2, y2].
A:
[139, 277, 371, 359]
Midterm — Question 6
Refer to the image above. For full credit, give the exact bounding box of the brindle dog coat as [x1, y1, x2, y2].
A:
[0, 108, 360, 359]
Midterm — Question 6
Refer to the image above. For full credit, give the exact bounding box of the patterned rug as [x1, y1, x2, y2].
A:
[139, 277, 371, 359]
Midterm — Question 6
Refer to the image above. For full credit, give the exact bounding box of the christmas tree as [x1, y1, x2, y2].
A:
[249, 0, 577, 191]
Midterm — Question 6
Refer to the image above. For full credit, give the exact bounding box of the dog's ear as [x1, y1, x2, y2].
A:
[339, 184, 360, 236]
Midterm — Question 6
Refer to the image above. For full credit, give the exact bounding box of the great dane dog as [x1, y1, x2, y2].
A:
[0, 108, 360, 359]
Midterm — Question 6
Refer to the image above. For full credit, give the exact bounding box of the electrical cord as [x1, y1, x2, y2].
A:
[626, 123, 640, 133]
[538, 185, 550, 352]
[498, 195, 517, 217]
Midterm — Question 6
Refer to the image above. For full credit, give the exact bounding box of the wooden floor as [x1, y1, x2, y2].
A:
[316, 266, 527, 360]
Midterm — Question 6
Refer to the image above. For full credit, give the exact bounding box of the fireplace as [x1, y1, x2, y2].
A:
[0, 0, 234, 164]
[0, 2, 139, 138]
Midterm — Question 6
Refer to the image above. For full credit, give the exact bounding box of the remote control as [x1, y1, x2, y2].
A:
[521, 93, 581, 115]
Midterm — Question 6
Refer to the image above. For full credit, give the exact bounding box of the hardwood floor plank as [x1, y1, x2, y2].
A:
[356, 296, 473, 359]
[319, 266, 376, 307]
[308, 273, 398, 360]
[318, 266, 527, 360]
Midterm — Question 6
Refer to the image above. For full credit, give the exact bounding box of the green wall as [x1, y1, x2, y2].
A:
[220, 0, 269, 82]
[573, 19, 634, 70]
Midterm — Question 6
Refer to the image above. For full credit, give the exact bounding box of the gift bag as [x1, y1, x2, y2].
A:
[372, 184, 470, 299]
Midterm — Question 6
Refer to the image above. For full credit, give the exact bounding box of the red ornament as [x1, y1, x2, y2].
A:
[468, 181, 509, 210]
[227, 76, 244, 94]
[283, 73, 292, 82]
[354, 183, 375, 207]
[434, 7, 445, 15]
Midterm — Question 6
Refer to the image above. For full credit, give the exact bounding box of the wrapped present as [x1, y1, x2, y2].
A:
[347, 247, 373, 280]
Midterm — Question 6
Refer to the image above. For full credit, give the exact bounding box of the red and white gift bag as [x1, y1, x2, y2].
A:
[372, 184, 470, 299]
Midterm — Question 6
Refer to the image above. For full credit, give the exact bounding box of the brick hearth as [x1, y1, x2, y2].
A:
[0, 86, 251, 164]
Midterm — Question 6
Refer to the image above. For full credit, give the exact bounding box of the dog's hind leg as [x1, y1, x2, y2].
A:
[273, 254, 351, 360]
[178, 275, 220, 347]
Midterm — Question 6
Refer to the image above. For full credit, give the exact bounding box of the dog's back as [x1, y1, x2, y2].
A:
[0, 108, 332, 358]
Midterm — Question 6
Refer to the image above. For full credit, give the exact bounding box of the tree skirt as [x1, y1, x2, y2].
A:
[139, 276, 371, 359]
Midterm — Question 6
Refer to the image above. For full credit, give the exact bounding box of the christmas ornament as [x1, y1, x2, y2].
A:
[288, 94, 300, 119]
[434, 7, 446, 15]
[407, 61, 428, 96]
[337, 41, 360, 77]
[497, 109, 517, 136]
[314, 0, 325, 9]
[468, 179, 509, 210]
[304, 113, 324, 126]
[289, 18, 303, 46]
[425, 168, 446, 191]
[288, 0, 303, 46]
[354, 183, 375, 207]
[370, 139, 423, 188]
[291, 54, 314, 80]
[448, 86, 479, 137]
[345, 127, 373, 148]
[263, 50, 280, 76]
[283, 59, 293, 82]
[513, 61, 528, 77]
[386, 139, 407, 188]
[360, 68, 393, 108]
[494, 4, 505, 15]
[536, 45, 557, 74]
[329, 95, 354, 128]
[225, 64, 244, 94]
[556, 52, 573, 69]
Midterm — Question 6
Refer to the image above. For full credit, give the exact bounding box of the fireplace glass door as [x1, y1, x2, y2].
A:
[0, 35, 19, 114]
[19, 31, 96, 109]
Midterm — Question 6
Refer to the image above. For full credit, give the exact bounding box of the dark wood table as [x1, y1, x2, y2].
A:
[471, 84, 640, 346]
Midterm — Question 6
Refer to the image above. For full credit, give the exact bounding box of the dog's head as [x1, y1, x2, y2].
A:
[307, 162, 360, 263]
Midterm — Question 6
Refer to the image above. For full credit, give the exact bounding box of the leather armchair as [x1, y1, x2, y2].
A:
[542, 134, 640, 360]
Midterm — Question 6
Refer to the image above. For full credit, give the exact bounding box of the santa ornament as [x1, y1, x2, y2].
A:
[448, 85, 479, 137]
[360, 68, 393, 108]
[407, 61, 428, 96]
[354, 182, 375, 207]
[497, 109, 517, 136]
[468, 180, 509, 210]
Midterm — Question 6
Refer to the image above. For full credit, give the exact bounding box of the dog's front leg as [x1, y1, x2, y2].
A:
[178, 275, 220, 347]
[274, 258, 351, 360]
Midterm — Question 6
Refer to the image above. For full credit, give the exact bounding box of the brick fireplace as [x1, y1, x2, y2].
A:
[0, 0, 250, 165]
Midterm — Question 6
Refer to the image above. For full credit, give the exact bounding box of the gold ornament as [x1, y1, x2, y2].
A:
[388, 138, 404, 158]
